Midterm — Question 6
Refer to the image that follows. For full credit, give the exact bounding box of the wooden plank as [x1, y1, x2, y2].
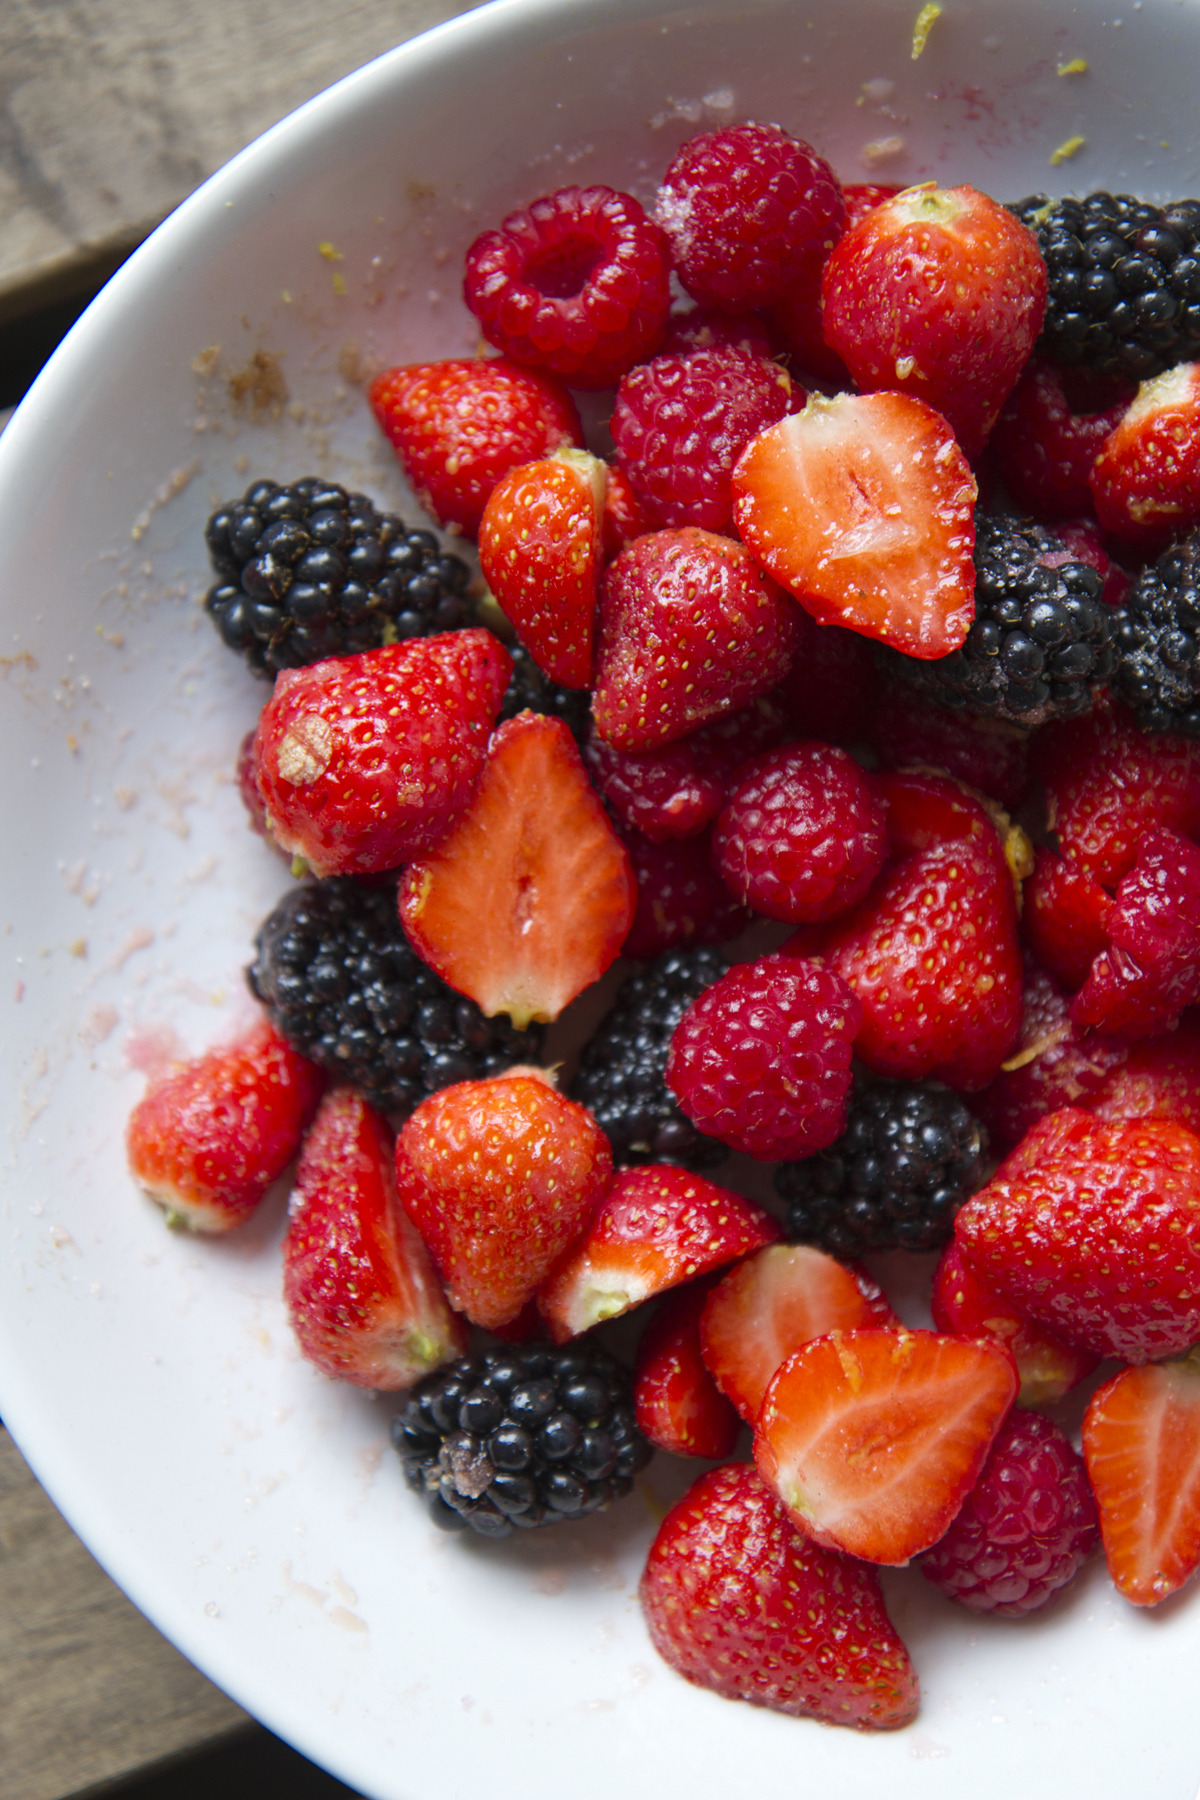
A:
[0, 1427, 250, 1800]
[0, 0, 481, 324]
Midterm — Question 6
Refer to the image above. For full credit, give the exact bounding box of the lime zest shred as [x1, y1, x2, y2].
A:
[1050, 135, 1086, 165]
[912, 2, 942, 58]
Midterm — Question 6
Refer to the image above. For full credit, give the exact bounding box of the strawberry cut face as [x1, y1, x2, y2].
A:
[732, 390, 977, 660]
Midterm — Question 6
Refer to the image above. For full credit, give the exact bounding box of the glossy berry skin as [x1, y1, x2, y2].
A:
[713, 741, 888, 924]
[1072, 828, 1200, 1036]
[394, 1070, 613, 1332]
[611, 347, 796, 535]
[478, 449, 604, 690]
[1035, 698, 1200, 890]
[1089, 1012, 1200, 1137]
[654, 122, 845, 312]
[464, 185, 672, 389]
[1090, 362, 1200, 549]
[789, 839, 1023, 1094]
[253, 630, 510, 878]
[917, 1407, 1098, 1616]
[931, 1242, 1098, 1407]
[126, 1020, 325, 1232]
[282, 1087, 466, 1389]
[990, 357, 1134, 521]
[640, 1463, 919, 1730]
[666, 952, 860, 1162]
[821, 183, 1047, 457]
[955, 1105, 1200, 1364]
[368, 358, 583, 536]
[732, 391, 977, 661]
[1083, 1348, 1200, 1606]
[537, 1164, 780, 1342]
[633, 1281, 742, 1459]
[620, 826, 752, 960]
[592, 527, 800, 752]
[1024, 847, 1115, 991]
[399, 712, 634, 1029]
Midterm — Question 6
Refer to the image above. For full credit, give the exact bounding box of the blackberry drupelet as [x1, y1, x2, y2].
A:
[572, 947, 731, 1169]
[203, 476, 474, 676]
[775, 1073, 987, 1256]
[393, 1343, 652, 1536]
[498, 641, 592, 744]
[1113, 530, 1200, 734]
[1011, 191, 1200, 382]
[247, 877, 542, 1117]
[886, 514, 1116, 725]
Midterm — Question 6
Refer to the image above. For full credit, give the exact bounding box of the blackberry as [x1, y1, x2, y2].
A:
[393, 1342, 652, 1537]
[886, 514, 1116, 725]
[247, 877, 542, 1117]
[571, 947, 731, 1169]
[499, 641, 592, 745]
[1112, 529, 1200, 734]
[774, 1073, 987, 1256]
[1011, 190, 1200, 382]
[203, 476, 474, 676]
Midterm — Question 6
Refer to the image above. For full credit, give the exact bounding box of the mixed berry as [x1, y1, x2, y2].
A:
[122, 113, 1200, 1735]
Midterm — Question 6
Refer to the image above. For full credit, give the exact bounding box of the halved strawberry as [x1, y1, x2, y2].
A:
[1090, 361, 1200, 550]
[732, 390, 977, 660]
[394, 1068, 612, 1332]
[640, 1462, 919, 1729]
[282, 1087, 466, 1388]
[399, 712, 634, 1028]
[753, 1326, 1017, 1565]
[1083, 1348, 1200, 1606]
[126, 1019, 325, 1232]
[931, 1241, 1098, 1407]
[478, 448, 606, 690]
[699, 1243, 896, 1424]
[633, 1280, 741, 1459]
[537, 1164, 780, 1343]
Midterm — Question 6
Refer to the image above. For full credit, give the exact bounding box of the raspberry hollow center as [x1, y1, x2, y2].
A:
[527, 234, 606, 299]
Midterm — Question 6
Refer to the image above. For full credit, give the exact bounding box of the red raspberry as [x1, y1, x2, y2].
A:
[1072, 827, 1200, 1037]
[870, 683, 1031, 812]
[1036, 696, 1200, 889]
[1024, 847, 1116, 990]
[666, 952, 860, 1161]
[126, 1021, 325, 1233]
[619, 826, 752, 960]
[368, 358, 583, 536]
[583, 695, 790, 842]
[611, 347, 798, 534]
[253, 629, 511, 878]
[971, 964, 1129, 1154]
[654, 121, 844, 312]
[917, 1408, 1099, 1617]
[660, 306, 775, 359]
[990, 357, 1134, 521]
[593, 527, 800, 751]
[463, 185, 672, 389]
[713, 742, 888, 924]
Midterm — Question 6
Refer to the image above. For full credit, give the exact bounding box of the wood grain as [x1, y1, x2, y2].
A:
[0, 1427, 250, 1800]
[0, 0, 482, 324]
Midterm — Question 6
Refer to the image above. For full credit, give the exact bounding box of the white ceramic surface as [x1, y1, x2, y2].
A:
[4, 1, 1200, 1795]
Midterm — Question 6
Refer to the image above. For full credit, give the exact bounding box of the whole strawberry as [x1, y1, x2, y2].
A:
[640, 1462, 918, 1729]
[126, 1020, 324, 1232]
[253, 630, 510, 877]
[393, 1069, 612, 1332]
[369, 357, 583, 536]
[282, 1088, 466, 1389]
[955, 1105, 1200, 1363]
[592, 527, 800, 751]
[821, 182, 1047, 457]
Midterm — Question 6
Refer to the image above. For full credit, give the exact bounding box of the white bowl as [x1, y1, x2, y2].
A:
[2, 2, 1199, 1795]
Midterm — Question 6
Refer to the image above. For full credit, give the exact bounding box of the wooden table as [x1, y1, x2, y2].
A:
[0, 6, 477, 1792]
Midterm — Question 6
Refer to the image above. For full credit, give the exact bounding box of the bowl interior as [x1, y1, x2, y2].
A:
[2, 2, 1198, 1796]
